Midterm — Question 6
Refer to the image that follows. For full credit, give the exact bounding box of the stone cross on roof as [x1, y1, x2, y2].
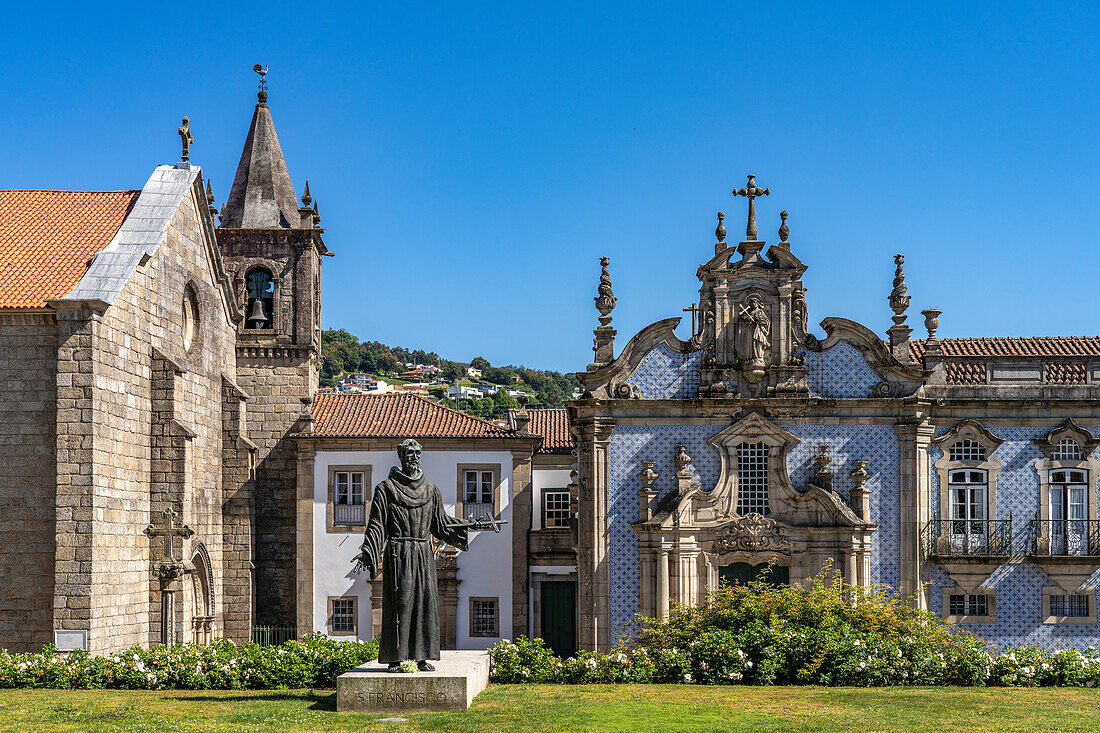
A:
[733, 174, 770, 241]
[144, 507, 195, 564]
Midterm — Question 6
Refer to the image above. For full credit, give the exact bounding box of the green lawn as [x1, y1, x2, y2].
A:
[2, 684, 1100, 732]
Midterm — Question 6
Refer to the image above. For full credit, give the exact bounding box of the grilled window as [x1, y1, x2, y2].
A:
[1050, 594, 1090, 617]
[470, 597, 499, 637]
[331, 598, 356, 633]
[543, 490, 571, 529]
[949, 440, 986, 462]
[736, 441, 770, 516]
[949, 593, 988, 616]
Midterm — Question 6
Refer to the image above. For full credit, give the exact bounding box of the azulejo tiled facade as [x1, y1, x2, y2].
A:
[570, 184, 1100, 652]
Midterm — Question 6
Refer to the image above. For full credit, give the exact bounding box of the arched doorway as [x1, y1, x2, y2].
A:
[190, 544, 214, 644]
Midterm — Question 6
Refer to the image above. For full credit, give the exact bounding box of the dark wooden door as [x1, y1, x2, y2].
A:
[719, 562, 789, 587]
[540, 581, 576, 658]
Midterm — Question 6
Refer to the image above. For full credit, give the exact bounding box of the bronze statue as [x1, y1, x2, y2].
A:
[353, 439, 504, 672]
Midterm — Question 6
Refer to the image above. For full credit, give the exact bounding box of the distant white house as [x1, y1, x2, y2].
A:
[446, 384, 484, 400]
[466, 366, 483, 379]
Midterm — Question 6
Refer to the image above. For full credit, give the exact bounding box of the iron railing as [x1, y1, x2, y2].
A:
[334, 503, 366, 526]
[923, 517, 1016, 557]
[251, 626, 297, 647]
[1029, 519, 1100, 557]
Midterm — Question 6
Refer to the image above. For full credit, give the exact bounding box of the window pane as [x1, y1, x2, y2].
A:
[1052, 471, 1066, 483]
[465, 471, 478, 503]
[335, 473, 349, 504]
[332, 599, 355, 633]
[471, 598, 498, 636]
[481, 471, 494, 504]
[544, 490, 570, 529]
[351, 473, 364, 504]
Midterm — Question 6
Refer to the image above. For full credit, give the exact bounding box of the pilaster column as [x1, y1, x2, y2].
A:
[295, 443, 316, 637]
[510, 449, 533, 642]
[576, 418, 614, 650]
[657, 549, 670, 620]
[896, 419, 934, 608]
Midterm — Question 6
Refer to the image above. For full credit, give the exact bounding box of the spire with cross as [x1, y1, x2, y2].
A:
[733, 174, 770, 241]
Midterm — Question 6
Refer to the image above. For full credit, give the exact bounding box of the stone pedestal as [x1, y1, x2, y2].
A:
[336, 651, 490, 713]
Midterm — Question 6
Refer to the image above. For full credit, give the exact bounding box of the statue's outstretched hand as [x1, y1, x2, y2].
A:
[352, 549, 376, 577]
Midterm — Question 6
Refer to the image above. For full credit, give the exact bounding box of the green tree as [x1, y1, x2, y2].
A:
[492, 388, 520, 417]
[377, 352, 400, 374]
[471, 356, 491, 372]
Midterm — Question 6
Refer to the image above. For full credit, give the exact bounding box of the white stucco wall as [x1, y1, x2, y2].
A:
[532, 467, 573, 530]
[312, 448, 515, 650]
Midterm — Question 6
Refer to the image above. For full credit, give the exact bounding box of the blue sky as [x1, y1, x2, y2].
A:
[2, 2, 1099, 372]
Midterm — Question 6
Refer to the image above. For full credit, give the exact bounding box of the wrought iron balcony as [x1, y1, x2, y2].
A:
[1029, 519, 1100, 557]
[923, 517, 1016, 558]
[334, 502, 366, 526]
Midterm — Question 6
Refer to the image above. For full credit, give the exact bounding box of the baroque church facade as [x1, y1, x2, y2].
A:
[0, 84, 323, 653]
[571, 179, 1100, 650]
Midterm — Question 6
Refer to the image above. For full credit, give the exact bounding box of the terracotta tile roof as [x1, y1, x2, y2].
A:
[310, 392, 515, 438]
[527, 408, 575, 454]
[910, 337, 1100, 360]
[0, 190, 140, 309]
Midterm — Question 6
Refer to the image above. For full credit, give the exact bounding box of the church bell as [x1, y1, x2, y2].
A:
[247, 298, 268, 328]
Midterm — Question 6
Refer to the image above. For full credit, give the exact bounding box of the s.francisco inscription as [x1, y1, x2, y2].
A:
[357, 691, 454, 705]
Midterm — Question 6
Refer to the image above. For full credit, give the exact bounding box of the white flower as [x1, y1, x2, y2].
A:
[683, 673, 693, 683]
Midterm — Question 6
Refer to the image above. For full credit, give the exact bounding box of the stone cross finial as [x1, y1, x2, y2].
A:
[595, 257, 616, 327]
[178, 117, 193, 162]
[733, 174, 770, 241]
[301, 181, 312, 207]
[887, 254, 912, 355]
[682, 302, 700, 335]
[144, 507, 195, 564]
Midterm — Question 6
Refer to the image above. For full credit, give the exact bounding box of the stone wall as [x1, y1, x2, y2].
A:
[0, 313, 58, 652]
[51, 181, 240, 654]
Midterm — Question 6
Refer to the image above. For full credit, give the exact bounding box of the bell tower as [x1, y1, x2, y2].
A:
[216, 68, 331, 632]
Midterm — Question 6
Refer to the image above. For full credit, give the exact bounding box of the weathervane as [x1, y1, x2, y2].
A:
[733, 174, 770, 241]
[254, 64, 269, 103]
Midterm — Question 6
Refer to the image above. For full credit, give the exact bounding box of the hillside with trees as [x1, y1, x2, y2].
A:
[319, 329, 580, 414]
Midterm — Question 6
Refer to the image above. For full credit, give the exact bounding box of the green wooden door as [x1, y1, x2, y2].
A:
[718, 562, 789, 587]
[540, 581, 576, 658]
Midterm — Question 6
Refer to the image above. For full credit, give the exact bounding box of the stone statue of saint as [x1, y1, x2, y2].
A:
[353, 439, 503, 672]
[740, 294, 771, 366]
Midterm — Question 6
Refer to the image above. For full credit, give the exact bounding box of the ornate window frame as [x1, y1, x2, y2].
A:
[932, 420, 1004, 523]
[706, 412, 801, 519]
[1033, 420, 1100, 532]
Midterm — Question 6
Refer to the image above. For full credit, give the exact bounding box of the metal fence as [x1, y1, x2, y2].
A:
[1029, 519, 1100, 557]
[251, 626, 297, 647]
[922, 517, 1017, 557]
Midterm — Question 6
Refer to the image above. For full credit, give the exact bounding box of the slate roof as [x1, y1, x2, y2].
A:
[311, 392, 516, 438]
[527, 408, 575, 454]
[0, 190, 139, 308]
[909, 337, 1100, 360]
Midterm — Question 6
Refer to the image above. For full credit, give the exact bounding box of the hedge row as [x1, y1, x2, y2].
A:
[490, 571, 1100, 687]
[0, 634, 379, 690]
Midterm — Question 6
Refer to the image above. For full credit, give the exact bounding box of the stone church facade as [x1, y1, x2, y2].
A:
[571, 179, 1100, 650]
[0, 85, 322, 653]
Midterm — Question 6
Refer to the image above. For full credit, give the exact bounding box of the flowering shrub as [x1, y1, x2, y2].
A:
[0, 634, 378, 690]
[489, 570, 1100, 687]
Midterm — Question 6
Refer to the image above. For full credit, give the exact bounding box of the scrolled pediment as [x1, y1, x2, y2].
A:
[1033, 419, 1100, 460]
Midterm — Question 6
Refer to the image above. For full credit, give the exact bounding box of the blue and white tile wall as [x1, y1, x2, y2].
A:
[929, 425, 1100, 649]
[804, 342, 883, 399]
[625, 343, 701, 399]
[607, 422, 900, 638]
